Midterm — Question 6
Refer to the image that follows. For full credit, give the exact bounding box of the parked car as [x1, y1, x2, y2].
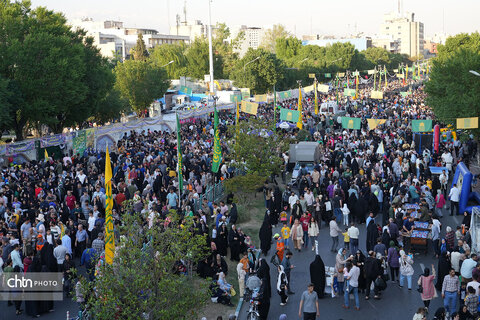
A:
[291, 162, 315, 186]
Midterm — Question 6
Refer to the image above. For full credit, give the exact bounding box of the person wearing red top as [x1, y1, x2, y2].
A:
[65, 190, 76, 211]
[300, 212, 311, 248]
[116, 192, 126, 208]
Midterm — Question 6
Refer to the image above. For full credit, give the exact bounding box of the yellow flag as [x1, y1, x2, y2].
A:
[297, 86, 303, 129]
[456, 117, 479, 129]
[44, 149, 49, 161]
[104, 146, 115, 265]
[314, 82, 318, 115]
[367, 119, 387, 130]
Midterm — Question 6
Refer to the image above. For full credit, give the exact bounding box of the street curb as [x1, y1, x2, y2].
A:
[235, 298, 243, 318]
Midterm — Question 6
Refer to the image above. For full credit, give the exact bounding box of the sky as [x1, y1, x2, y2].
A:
[30, 0, 480, 38]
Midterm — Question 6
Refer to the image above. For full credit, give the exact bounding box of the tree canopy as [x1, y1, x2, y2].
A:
[260, 24, 291, 53]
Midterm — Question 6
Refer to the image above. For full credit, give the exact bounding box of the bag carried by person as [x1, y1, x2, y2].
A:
[375, 277, 387, 291]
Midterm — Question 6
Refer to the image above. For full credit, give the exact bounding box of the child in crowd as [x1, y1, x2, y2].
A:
[342, 228, 350, 252]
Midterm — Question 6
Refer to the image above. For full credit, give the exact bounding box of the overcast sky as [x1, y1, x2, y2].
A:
[31, 0, 479, 38]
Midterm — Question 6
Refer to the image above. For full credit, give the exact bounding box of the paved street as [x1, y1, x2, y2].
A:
[238, 212, 464, 320]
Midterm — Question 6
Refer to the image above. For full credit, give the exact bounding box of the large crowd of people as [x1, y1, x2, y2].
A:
[0, 75, 479, 320]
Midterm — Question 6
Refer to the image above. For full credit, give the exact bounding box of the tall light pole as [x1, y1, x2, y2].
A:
[207, 0, 215, 97]
[243, 56, 260, 86]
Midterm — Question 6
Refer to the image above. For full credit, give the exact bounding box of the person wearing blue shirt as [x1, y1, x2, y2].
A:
[166, 189, 178, 209]
[81, 247, 97, 281]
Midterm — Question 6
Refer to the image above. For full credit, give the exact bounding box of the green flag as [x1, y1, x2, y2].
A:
[175, 113, 183, 193]
[280, 108, 300, 123]
[324, 73, 331, 78]
[341, 117, 361, 130]
[412, 120, 433, 132]
[179, 85, 192, 95]
[212, 107, 222, 173]
[343, 88, 356, 97]
[230, 94, 242, 103]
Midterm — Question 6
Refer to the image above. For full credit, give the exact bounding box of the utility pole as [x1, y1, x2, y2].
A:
[207, 0, 215, 96]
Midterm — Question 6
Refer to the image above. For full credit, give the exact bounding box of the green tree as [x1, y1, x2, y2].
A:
[363, 47, 390, 67]
[324, 42, 357, 70]
[77, 209, 210, 320]
[436, 32, 480, 61]
[260, 24, 291, 53]
[230, 48, 285, 93]
[228, 118, 283, 177]
[185, 37, 223, 79]
[275, 36, 302, 61]
[149, 43, 188, 79]
[425, 47, 480, 138]
[0, 1, 115, 138]
[132, 33, 148, 61]
[93, 88, 131, 124]
[114, 60, 170, 115]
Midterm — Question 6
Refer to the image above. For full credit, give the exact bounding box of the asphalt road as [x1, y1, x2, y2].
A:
[238, 211, 465, 320]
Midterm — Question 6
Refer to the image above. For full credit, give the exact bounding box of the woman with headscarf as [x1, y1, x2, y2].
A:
[25, 256, 41, 318]
[228, 225, 241, 261]
[216, 224, 228, 257]
[354, 250, 367, 293]
[435, 189, 446, 218]
[259, 213, 272, 256]
[432, 307, 446, 320]
[445, 226, 455, 252]
[272, 187, 282, 226]
[276, 265, 288, 305]
[387, 241, 400, 282]
[435, 251, 451, 291]
[257, 258, 271, 320]
[310, 255, 326, 298]
[366, 219, 378, 252]
[418, 264, 436, 311]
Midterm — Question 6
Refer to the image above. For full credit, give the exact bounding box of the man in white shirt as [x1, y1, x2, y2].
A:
[304, 190, 314, 208]
[449, 184, 461, 216]
[348, 223, 360, 255]
[53, 239, 67, 271]
[288, 192, 299, 210]
[62, 229, 72, 255]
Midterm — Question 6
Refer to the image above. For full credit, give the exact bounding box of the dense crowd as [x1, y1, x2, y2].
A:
[0, 76, 478, 320]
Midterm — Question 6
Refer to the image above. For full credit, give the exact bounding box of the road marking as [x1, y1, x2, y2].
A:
[235, 298, 243, 318]
[420, 263, 425, 273]
[452, 215, 460, 225]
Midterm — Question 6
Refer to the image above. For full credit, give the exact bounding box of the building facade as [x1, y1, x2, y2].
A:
[380, 12, 424, 57]
[229, 25, 265, 57]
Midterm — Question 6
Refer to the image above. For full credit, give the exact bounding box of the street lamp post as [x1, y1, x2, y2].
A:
[243, 56, 260, 87]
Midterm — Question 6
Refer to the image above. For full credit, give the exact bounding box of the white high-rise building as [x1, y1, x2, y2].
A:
[380, 11, 424, 57]
[229, 26, 265, 57]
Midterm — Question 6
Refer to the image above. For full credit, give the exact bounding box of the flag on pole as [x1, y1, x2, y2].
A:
[456, 117, 479, 129]
[236, 102, 240, 136]
[384, 66, 388, 89]
[367, 119, 387, 130]
[355, 71, 359, 99]
[44, 149, 49, 161]
[212, 107, 222, 173]
[297, 86, 303, 129]
[280, 108, 300, 122]
[314, 81, 318, 115]
[104, 146, 115, 265]
[176, 113, 183, 193]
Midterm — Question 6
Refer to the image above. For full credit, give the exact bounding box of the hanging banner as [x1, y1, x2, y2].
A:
[72, 130, 87, 156]
[309, 73, 316, 79]
[400, 92, 411, 98]
[341, 117, 361, 130]
[254, 94, 267, 102]
[179, 86, 192, 95]
[343, 88, 356, 97]
[367, 119, 387, 130]
[280, 108, 300, 123]
[241, 88, 250, 100]
[456, 117, 479, 129]
[318, 84, 329, 94]
[85, 128, 95, 149]
[368, 69, 376, 75]
[370, 91, 384, 100]
[324, 73, 331, 78]
[337, 73, 345, 77]
[393, 69, 399, 73]
[303, 85, 315, 93]
[39, 134, 66, 148]
[396, 73, 404, 79]
[352, 71, 360, 76]
[412, 120, 433, 132]
[230, 94, 242, 103]
[241, 100, 258, 115]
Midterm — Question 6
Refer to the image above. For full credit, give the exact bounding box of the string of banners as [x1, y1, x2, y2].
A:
[340, 117, 479, 131]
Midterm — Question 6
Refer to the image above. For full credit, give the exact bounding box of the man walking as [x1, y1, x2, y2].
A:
[281, 251, 295, 294]
[298, 283, 320, 320]
[442, 268, 460, 316]
[348, 222, 359, 255]
[448, 184, 460, 216]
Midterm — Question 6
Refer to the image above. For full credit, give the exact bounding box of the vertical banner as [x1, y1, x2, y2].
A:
[297, 86, 303, 129]
[85, 128, 95, 149]
[211, 107, 222, 173]
[314, 81, 318, 115]
[72, 130, 86, 156]
[104, 147, 115, 265]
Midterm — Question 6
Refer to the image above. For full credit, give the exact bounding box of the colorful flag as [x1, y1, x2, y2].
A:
[104, 146, 115, 265]
[318, 84, 329, 93]
[241, 88, 250, 100]
[236, 102, 240, 137]
[297, 86, 303, 129]
[314, 82, 318, 115]
[212, 107, 222, 173]
[355, 71, 359, 99]
[241, 100, 258, 115]
[44, 149, 49, 161]
[367, 119, 387, 130]
[303, 85, 314, 93]
[341, 117, 361, 130]
[343, 89, 356, 97]
[412, 120, 433, 132]
[384, 66, 388, 88]
[230, 94, 242, 103]
[324, 73, 331, 78]
[280, 108, 300, 123]
[254, 94, 267, 102]
[309, 73, 316, 78]
[179, 85, 192, 95]
[456, 117, 479, 129]
[176, 113, 183, 193]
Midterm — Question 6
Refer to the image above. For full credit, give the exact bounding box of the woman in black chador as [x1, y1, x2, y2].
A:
[310, 254, 326, 298]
